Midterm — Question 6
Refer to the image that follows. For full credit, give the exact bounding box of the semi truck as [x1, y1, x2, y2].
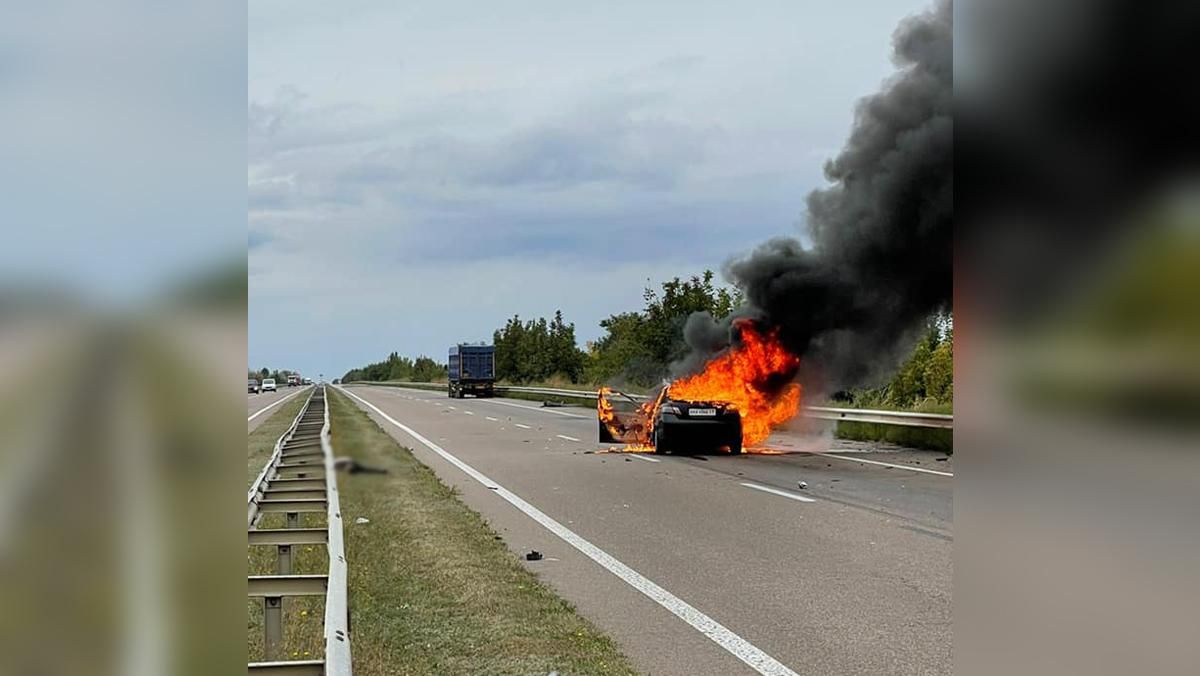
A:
[448, 344, 495, 398]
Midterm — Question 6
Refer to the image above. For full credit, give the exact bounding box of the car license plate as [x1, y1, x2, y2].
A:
[689, 408, 717, 417]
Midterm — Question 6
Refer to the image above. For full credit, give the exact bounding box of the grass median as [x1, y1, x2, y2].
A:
[247, 390, 312, 486]
[327, 387, 637, 675]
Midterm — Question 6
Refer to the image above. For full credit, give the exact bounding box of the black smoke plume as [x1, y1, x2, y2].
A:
[678, 0, 952, 393]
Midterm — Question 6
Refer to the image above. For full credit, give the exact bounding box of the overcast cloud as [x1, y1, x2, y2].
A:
[249, 0, 925, 378]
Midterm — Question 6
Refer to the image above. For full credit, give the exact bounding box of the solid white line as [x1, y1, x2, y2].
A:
[337, 386, 799, 676]
[556, 434, 580, 442]
[815, 452, 953, 477]
[515, 423, 532, 429]
[483, 399, 587, 418]
[630, 454, 660, 463]
[247, 387, 307, 422]
[485, 416, 499, 422]
[740, 482, 817, 503]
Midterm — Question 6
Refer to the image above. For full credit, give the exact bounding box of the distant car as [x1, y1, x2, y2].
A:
[248, 379, 260, 394]
[262, 378, 277, 392]
[303, 377, 312, 385]
[652, 397, 742, 455]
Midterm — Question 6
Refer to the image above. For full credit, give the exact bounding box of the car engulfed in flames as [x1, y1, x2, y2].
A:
[597, 321, 802, 454]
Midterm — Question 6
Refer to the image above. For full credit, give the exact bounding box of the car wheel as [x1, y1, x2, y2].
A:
[653, 426, 668, 454]
[728, 437, 743, 455]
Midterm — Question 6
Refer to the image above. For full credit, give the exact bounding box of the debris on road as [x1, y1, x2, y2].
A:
[355, 517, 370, 524]
[797, 481, 808, 489]
[525, 550, 543, 561]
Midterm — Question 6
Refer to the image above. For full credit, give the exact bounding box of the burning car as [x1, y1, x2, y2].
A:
[598, 387, 743, 455]
[651, 397, 742, 454]
[597, 322, 804, 454]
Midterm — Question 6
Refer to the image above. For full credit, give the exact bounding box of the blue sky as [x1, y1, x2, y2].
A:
[248, 0, 928, 379]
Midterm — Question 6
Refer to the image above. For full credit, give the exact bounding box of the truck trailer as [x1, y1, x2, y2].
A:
[448, 344, 495, 398]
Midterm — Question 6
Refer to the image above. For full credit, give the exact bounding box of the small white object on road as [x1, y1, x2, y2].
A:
[797, 481, 808, 489]
[355, 517, 370, 524]
[740, 482, 816, 503]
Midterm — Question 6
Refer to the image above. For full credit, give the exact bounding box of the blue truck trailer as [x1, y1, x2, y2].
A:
[448, 344, 495, 398]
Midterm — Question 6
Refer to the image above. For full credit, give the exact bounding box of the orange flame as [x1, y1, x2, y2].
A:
[597, 386, 621, 437]
[668, 322, 801, 445]
[596, 322, 800, 450]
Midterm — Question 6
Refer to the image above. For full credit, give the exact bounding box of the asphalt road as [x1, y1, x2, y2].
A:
[247, 385, 310, 432]
[339, 384, 952, 675]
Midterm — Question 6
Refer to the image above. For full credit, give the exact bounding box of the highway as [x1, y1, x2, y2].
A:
[339, 384, 952, 675]
[247, 385, 310, 432]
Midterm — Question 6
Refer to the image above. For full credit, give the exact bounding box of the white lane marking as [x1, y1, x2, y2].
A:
[483, 399, 587, 418]
[485, 416, 499, 422]
[247, 387, 308, 422]
[338, 386, 799, 676]
[556, 434, 580, 442]
[630, 454, 660, 463]
[464, 411, 475, 416]
[448, 406, 456, 410]
[815, 452, 953, 477]
[515, 423, 532, 429]
[740, 482, 817, 503]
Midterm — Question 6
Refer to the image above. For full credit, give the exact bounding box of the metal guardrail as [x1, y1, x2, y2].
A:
[247, 385, 353, 675]
[363, 382, 953, 429]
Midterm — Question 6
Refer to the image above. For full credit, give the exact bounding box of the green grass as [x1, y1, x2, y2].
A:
[834, 421, 952, 453]
[325, 387, 638, 675]
[247, 393, 311, 487]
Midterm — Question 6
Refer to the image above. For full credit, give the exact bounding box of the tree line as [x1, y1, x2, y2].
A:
[338, 270, 952, 410]
[340, 352, 446, 384]
[833, 314, 953, 410]
[248, 367, 300, 382]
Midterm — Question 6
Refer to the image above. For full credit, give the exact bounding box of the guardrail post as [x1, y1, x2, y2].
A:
[263, 596, 283, 660]
[277, 544, 292, 575]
